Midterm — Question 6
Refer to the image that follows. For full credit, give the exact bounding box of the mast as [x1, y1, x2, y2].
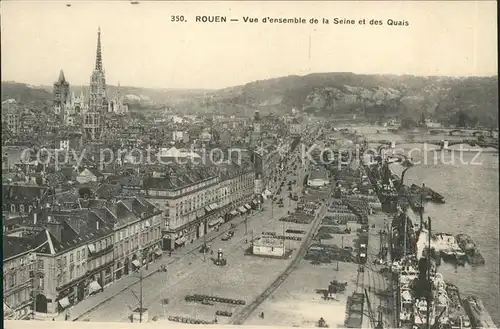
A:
[403, 210, 407, 258]
[426, 216, 432, 329]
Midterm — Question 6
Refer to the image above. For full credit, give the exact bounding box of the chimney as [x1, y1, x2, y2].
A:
[46, 221, 62, 242]
[96, 221, 100, 230]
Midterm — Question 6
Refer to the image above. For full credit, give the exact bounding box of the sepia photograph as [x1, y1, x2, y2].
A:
[1, 1, 498, 328]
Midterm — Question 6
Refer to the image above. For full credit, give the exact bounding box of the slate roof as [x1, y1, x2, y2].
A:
[3, 235, 40, 260]
[13, 208, 115, 255]
[94, 183, 121, 200]
[2, 184, 48, 204]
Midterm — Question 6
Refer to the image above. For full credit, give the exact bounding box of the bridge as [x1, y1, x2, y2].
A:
[365, 138, 499, 150]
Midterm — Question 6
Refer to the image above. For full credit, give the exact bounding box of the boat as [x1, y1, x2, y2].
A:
[433, 233, 467, 265]
[455, 234, 485, 266]
[410, 184, 445, 203]
[462, 296, 495, 329]
[446, 283, 471, 329]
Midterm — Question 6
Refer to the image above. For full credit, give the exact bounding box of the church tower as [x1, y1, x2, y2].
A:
[84, 27, 107, 140]
[53, 69, 70, 121]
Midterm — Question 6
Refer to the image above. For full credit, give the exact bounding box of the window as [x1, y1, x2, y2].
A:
[82, 248, 86, 258]
[77, 251, 80, 261]
[8, 274, 16, 288]
[70, 253, 74, 263]
[19, 204, 25, 213]
[37, 259, 44, 269]
[10, 204, 15, 213]
[39, 277, 44, 290]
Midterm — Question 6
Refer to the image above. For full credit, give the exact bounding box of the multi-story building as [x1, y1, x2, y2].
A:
[121, 160, 256, 250]
[104, 198, 163, 280]
[140, 167, 220, 250]
[1, 99, 20, 135]
[10, 209, 115, 316]
[2, 184, 48, 215]
[3, 235, 38, 320]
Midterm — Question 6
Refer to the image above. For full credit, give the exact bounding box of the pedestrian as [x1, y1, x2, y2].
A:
[260, 312, 264, 319]
[169, 250, 172, 257]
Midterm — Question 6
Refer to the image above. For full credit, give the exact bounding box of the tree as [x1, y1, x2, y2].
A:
[419, 112, 426, 126]
[401, 117, 417, 129]
[78, 187, 92, 199]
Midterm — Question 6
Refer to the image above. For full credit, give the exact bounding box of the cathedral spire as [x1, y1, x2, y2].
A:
[95, 27, 103, 71]
[58, 69, 66, 83]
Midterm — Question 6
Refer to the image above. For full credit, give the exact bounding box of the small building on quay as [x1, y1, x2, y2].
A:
[252, 235, 286, 258]
[307, 166, 329, 188]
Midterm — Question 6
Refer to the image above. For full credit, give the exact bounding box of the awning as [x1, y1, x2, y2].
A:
[88, 281, 102, 294]
[230, 210, 238, 216]
[132, 260, 141, 268]
[238, 206, 247, 213]
[155, 250, 163, 256]
[205, 205, 213, 212]
[210, 202, 219, 209]
[87, 244, 96, 253]
[58, 297, 71, 309]
[209, 217, 224, 226]
[244, 204, 252, 210]
[175, 236, 186, 245]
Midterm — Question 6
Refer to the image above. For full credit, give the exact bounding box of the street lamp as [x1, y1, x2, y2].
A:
[129, 251, 145, 323]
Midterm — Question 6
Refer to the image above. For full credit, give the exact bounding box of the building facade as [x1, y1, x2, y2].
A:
[3, 236, 38, 320]
[108, 198, 163, 281]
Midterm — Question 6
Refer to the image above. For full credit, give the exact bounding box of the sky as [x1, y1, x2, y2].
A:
[1, 1, 497, 89]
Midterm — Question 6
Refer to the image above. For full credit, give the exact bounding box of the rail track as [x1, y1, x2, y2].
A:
[231, 201, 328, 325]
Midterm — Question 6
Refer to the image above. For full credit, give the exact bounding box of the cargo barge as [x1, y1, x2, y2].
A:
[462, 296, 496, 328]
[446, 282, 472, 329]
[455, 234, 486, 266]
[433, 233, 467, 266]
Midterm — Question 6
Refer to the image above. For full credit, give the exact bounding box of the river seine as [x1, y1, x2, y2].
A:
[355, 126, 499, 325]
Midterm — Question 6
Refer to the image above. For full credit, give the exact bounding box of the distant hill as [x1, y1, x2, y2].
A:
[202, 73, 498, 127]
[1, 81, 211, 109]
[2, 73, 498, 128]
[1, 82, 53, 107]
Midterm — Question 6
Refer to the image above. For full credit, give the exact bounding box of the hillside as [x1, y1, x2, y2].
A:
[203, 73, 498, 127]
[1, 81, 210, 109]
[2, 73, 498, 128]
[1, 82, 53, 107]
